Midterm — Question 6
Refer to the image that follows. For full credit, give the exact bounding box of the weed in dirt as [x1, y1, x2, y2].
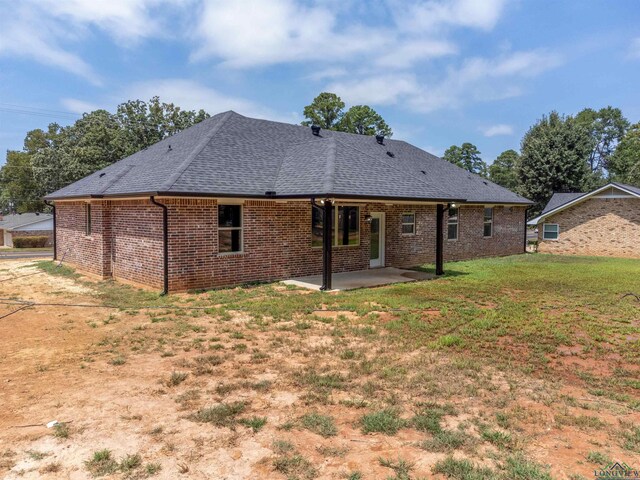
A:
[359, 409, 405, 435]
[39, 462, 61, 474]
[239, 416, 267, 432]
[481, 428, 513, 449]
[110, 355, 126, 366]
[620, 425, 640, 452]
[273, 450, 318, 480]
[273, 440, 295, 454]
[26, 450, 48, 460]
[345, 472, 363, 480]
[299, 412, 337, 437]
[419, 429, 468, 452]
[503, 454, 552, 480]
[189, 401, 247, 427]
[119, 453, 142, 473]
[555, 413, 606, 430]
[316, 445, 348, 457]
[85, 449, 118, 476]
[145, 462, 162, 475]
[379, 457, 426, 480]
[166, 371, 188, 387]
[586, 451, 610, 465]
[432, 456, 495, 479]
[52, 422, 69, 439]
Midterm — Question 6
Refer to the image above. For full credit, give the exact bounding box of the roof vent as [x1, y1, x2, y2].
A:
[386, 151, 395, 158]
[99, 173, 106, 177]
[421, 170, 426, 175]
[265, 191, 276, 197]
[375, 134, 384, 145]
[167, 144, 172, 151]
[311, 125, 321, 136]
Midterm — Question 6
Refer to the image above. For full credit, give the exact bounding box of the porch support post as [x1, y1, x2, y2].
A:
[321, 199, 333, 291]
[436, 203, 444, 276]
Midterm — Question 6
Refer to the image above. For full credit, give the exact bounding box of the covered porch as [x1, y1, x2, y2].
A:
[283, 266, 435, 291]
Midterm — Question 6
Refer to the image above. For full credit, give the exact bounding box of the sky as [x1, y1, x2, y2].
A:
[0, 0, 639, 165]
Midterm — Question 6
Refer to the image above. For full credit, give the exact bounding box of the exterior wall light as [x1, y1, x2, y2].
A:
[364, 214, 373, 224]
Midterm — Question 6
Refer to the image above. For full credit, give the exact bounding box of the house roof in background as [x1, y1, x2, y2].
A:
[528, 182, 640, 225]
[45, 111, 532, 205]
[0, 213, 53, 230]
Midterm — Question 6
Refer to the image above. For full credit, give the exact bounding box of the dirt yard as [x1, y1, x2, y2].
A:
[0, 256, 639, 479]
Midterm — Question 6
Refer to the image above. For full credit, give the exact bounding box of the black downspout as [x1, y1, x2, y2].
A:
[523, 206, 532, 253]
[44, 200, 57, 260]
[321, 200, 333, 291]
[435, 204, 445, 276]
[150, 196, 169, 295]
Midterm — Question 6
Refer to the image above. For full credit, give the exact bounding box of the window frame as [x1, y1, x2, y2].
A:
[311, 204, 360, 248]
[401, 212, 416, 235]
[542, 223, 559, 241]
[218, 204, 244, 254]
[447, 207, 459, 241]
[483, 207, 494, 238]
[85, 203, 92, 236]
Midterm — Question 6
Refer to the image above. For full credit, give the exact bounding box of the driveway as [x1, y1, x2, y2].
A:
[0, 250, 53, 259]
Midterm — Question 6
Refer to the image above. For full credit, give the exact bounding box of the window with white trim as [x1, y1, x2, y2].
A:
[483, 207, 493, 237]
[542, 223, 559, 240]
[311, 205, 360, 247]
[218, 205, 243, 253]
[447, 207, 459, 240]
[85, 204, 92, 236]
[401, 213, 415, 234]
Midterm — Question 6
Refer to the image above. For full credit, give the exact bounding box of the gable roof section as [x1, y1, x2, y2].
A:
[0, 213, 53, 230]
[45, 111, 531, 205]
[528, 182, 640, 225]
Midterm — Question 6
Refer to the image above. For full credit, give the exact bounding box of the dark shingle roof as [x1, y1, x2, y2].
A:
[0, 213, 53, 230]
[45, 111, 531, 204]
[613, 182, 640, 196]
[540, 192, 586, 215]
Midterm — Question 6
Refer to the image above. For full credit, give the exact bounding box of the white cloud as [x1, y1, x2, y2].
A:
[481, 124, 514, 137]
[375, 39, 458, 68]
[628, 37, 640, 59]
[393, 0, 509, 32]
[123, 79, 280, 119]
[60, 98, 103, 115]
[327, 74, 420, 106]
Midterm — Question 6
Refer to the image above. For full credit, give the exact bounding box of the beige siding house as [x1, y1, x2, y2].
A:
[529, 183, 640, 258]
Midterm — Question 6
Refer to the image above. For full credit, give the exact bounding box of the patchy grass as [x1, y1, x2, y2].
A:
[359, 409, 406, 435]
[189, 402, 247, 427]
[299, 412, 337, 437]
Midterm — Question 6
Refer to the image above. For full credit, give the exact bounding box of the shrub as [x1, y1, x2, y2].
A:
[12, 236, 49, 248]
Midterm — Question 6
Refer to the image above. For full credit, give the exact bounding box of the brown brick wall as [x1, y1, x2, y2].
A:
[538, 197, 640, 258]
[9, 229, 53, 247]
[56, 199, 527, 291]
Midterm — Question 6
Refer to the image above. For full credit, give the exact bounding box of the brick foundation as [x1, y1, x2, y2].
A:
[55, 198, 527, 291]
[538, 197, 640, 258]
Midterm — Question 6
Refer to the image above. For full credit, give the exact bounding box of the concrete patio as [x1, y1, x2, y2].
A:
[282, 267, 435, 291]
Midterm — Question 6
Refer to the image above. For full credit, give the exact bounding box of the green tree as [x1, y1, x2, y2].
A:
[0, 150, 46, 213]
[609, 122, 640, 186]
[443, 142, 487, 176]
[576, 106, 629, 175]
[518, 111, 593, 214]
[301, 92, 345, 129]
[337, 105, 393, 137]
[488, 149, 520, 190]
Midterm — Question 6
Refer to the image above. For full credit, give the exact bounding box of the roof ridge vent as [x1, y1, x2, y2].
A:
[375, 134, 384, 145]
[311, 125, 321, 136]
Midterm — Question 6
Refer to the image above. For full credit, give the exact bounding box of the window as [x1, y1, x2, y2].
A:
[483, 207, 493, 237]
[311, 205, 360, 247]
[401, 213, 415, 235]
[542, 223, 559, 240]
[218, 205, 243, 253]
[85, 204, 92, 236]
[447, 207, 459, 240]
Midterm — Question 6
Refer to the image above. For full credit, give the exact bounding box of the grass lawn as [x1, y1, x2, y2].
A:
[0, 254, 638, 479]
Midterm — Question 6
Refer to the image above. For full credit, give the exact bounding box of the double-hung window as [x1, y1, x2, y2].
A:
[85, 204, 92, 236]
[311, 205, 360, 247]
[542, 223, 559, 240]
[218, 205, 243, 253]
[401, 213, 416, 235]
[483, 207, 493, 237]
[447, 207, 459, 240]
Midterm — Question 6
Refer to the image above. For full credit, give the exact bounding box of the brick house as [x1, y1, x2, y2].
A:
[529, 183, 640, 258]
[45, 111, 532, 292]
[0, 213, 53, 247]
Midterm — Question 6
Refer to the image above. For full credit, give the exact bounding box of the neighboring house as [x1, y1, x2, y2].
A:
[0, 213, 54, 247]
[528, 182, 640, 258]
[45, 111, 532, 292]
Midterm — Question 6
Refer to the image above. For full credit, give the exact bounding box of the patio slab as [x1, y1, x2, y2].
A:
[282, 267, 435, 291]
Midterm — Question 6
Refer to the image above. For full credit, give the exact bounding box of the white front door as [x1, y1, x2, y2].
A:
[369, 212, 385, 268]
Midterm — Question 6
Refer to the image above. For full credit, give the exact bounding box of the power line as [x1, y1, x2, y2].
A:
[0, 104, 79, 121]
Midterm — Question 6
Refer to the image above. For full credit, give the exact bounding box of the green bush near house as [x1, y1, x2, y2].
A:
[12, 236, 49, 248]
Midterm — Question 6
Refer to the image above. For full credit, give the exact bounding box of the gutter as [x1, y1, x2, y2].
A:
[43, 200, 57, 260]
[149, 196, 169, 295]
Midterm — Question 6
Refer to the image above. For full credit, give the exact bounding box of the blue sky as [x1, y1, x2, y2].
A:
[1, 0, 639, 165]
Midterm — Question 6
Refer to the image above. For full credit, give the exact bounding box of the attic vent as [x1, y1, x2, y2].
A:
[311, 125, 321, 136]
[375, 134, 384, 145]
[421, 170, 426, 175]
[167, 144, 172, 151]
[99, 173, 106, 177]
[483, 181, 488, 185]
[386, 151, 395, 158]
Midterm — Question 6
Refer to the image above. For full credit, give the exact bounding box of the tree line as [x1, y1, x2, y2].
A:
[444, 107, 639, 214]
[1, 92, 638, 217]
